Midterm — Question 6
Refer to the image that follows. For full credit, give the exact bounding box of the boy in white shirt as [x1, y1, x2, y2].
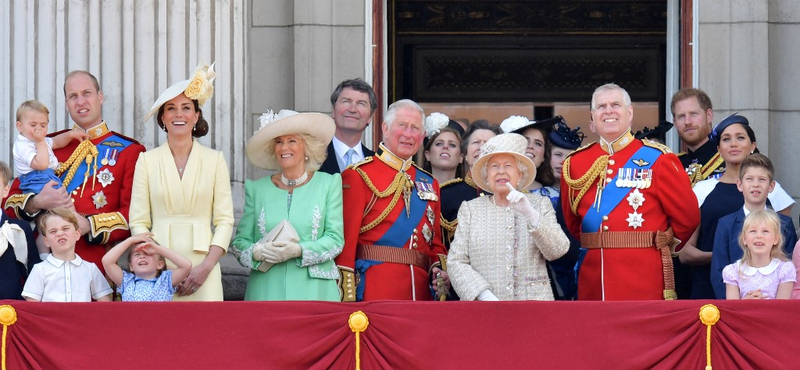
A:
[22, 207, 112, 302]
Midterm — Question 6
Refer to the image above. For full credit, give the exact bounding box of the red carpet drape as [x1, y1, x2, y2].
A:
[1, 300, 796, 369]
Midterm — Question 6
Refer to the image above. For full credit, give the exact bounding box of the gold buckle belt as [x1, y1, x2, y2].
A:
[580, 228, 677, 300]
[356, 244, 431, 271]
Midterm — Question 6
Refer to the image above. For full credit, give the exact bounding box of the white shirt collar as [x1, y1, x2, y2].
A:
[738, 258, 781, 276]
[331, 136, 364, 160]
[742, 205, 768, 217]
[46, 254, 83, 267]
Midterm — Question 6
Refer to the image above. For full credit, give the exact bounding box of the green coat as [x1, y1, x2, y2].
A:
[232, 172, 343, 301]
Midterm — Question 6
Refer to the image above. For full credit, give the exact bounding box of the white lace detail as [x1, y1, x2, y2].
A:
[310, 205, 321, 241]
[301, 243, 343, 267]
[258, 207, 267, 235]
[231, 242, 255, 270]
[309, 264, 339, 279]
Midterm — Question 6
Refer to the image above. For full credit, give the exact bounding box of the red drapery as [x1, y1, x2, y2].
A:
[1, 300, 795, 369]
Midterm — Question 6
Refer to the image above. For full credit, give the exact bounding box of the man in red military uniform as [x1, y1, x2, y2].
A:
[335, 99, 448, 301]
[4, 71, 146, 275]
[561, 83, 699, 300]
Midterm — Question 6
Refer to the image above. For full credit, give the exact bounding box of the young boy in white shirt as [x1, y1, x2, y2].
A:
[22, 208, 112, 302]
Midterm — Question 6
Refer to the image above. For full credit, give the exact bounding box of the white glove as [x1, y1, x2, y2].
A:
[252, 242, 274, 262]
[261, 240, 302, 264]
[477, 289, 499, 301]
[505, 183, 540, 227]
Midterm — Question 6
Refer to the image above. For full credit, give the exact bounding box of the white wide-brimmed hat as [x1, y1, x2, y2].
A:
[245, 109, 335, 170]
[144, 62, 216, 122]
[472, 133, 537, 193]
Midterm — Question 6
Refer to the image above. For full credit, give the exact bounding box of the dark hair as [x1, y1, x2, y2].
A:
[739, 153, 774, 182]
[64, 70, 101, 96]
[0, 161, 12, 185]
[127, 243, 168, 277]
[330, 78, 378, 116]
[520, 126, 556, 187]
[156, 98, 209, 138]
[422, 126, 465, 179]
[670, 88, 713, 116]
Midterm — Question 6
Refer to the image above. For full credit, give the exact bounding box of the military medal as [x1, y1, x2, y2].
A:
[109, 149, 118, 166]
[101, 149, 110, 166]
[97, 168, 115, 188]
[626, 188, 645, 210]
[92, 191, 108, 209]
[422, 223, 433, 244]
[626, 211, 644, 229]
[426, 205, 434, 226]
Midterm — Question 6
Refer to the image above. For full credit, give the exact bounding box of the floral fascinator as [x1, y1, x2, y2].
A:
[425, 112, 450, 138]
[144, 62, 216, 122]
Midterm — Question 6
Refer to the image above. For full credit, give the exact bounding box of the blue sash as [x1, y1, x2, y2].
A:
[61, 135, 133, 193]
[355, 168, 433, 300]
[580, 146, 660, 232]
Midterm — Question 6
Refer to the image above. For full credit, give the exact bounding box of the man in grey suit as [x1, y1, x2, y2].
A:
[319, 78, 377, 174]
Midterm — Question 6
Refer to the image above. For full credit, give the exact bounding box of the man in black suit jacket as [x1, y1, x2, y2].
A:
[319, 78, 377, 174]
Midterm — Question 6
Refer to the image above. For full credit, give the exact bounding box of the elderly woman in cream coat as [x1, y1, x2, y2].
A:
[449, 133, 569, 301]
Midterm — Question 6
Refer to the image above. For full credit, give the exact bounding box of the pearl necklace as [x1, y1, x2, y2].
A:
[281, 172, 308, 187]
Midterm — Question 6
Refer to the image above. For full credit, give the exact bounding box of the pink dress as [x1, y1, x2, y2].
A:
[722, 259, 796, 299]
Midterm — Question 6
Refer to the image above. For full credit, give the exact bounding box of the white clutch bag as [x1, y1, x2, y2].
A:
[256, 220, 300, 272]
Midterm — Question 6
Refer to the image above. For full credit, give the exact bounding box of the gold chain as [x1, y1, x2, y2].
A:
[356, 168, 412, 233]
[55, 140, 99, 189]
[562, 155, 609, 214]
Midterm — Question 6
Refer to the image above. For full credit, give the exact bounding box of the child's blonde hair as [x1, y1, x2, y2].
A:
[737, 210, 787, 268]
[36, 207, 79, 233]
[16, 100, 50, 121]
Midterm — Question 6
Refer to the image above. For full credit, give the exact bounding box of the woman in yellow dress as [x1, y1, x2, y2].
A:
[129, 63, 234, 301]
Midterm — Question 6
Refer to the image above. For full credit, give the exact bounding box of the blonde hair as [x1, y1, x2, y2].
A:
[37, 207, 79, 233]
[264, 132, 327, 172]
[737, 210, 787, 273]
[16, 100, 50, 121]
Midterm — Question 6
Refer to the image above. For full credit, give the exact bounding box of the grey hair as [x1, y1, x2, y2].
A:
[384, 99, 425, 128]
[265, 132, 327, 172]
[591, 83, 632, 111]
[478, 156, 533, 189]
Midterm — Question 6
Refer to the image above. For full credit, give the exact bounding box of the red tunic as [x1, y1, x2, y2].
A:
[4, 123, 146, 275]
[336, 147, 446, 301]
[561, 134, 699, 300]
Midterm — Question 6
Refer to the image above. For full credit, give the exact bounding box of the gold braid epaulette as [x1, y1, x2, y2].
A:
[55, 140, 99, 189]
[562, 154, 609, 215]
[355, 167, 412, 233]
[440, 215, 457, 243]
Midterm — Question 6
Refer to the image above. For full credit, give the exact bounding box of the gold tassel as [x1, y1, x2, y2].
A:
[0, 305, 17, 370]
[699, 304, 720, 370]
[349, 311, 369, 370]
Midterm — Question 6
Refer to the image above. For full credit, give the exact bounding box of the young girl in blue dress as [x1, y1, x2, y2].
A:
[102, 233, 192, 301]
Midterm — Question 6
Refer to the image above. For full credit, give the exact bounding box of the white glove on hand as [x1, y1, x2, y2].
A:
[477, 289, 499, 301]
[252, 242, 274, 262]
[505, 183, 540, 227]
[261, 240, 302, 264]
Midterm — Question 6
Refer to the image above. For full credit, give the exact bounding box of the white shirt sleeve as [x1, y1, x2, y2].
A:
[769, 181, 795, 212]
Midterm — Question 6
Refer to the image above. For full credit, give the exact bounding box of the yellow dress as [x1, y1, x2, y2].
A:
[129, 140, 234, 301]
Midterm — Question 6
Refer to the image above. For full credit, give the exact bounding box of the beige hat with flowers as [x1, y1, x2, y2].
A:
[471, 133, 537, 193]
[245, 109, 335, 170]
[144, 62, 216, 122]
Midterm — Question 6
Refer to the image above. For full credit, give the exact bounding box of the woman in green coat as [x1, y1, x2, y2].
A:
[232, 110, 343, 301]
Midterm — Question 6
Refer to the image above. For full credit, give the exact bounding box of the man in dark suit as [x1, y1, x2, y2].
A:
[319, 78, 377, 174]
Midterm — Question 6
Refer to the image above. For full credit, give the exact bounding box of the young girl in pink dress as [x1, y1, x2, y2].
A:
[723, 210, 795, 299]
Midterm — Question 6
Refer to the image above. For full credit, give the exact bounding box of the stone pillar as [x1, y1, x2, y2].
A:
[698, 0, 799, 216]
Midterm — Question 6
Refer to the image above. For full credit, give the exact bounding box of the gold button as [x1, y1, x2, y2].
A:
[413, 229, 418, 234]
[413, 235, 418, 241]
[603, 226, 609, 231]
[606, 169, 613, 175]
[71, 199, 75, 203]
[602, 216, 609, 221]
[609, 159, 616, 165]
[72, 190, 78, 195]
[606, 178, 612, 183]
